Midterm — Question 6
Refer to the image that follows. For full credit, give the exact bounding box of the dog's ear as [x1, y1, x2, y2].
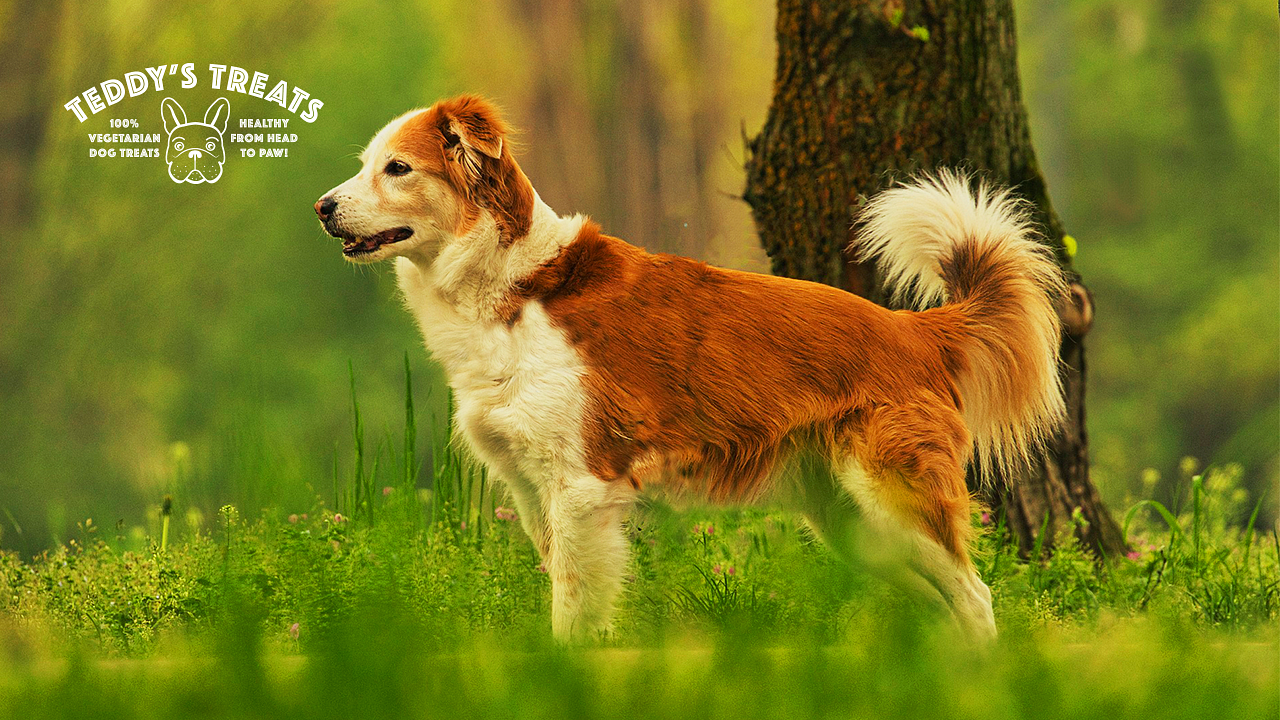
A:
[161, 97, 187, 135]
[204, 98, 230, 136]
[438, 98, 506, 183]
[430, 96, 532, 246]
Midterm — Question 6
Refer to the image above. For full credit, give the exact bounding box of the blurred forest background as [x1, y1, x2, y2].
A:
[0, 0, 1275, 554]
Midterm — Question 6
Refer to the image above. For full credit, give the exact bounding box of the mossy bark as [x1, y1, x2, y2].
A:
[744, 0, 1125, 556]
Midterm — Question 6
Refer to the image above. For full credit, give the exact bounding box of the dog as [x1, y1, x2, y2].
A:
[316, 96, 1066, 642]
[160, 97, 230, 184]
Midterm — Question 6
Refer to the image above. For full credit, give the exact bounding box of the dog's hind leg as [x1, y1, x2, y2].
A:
[800, 401, 996, 641]
[839, 466, 996, 642]
[836, 400, 996, 642]
[794, 453, 953, 616]
[541, 474, 636, 642]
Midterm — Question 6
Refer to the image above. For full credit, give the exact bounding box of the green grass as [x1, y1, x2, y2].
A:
[0, 369, 1276, 719]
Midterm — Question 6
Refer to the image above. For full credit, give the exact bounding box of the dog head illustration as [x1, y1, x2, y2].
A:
[161, 97, 229, 184]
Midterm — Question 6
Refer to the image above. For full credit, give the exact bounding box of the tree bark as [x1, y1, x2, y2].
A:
[743, 0, 1126, 557]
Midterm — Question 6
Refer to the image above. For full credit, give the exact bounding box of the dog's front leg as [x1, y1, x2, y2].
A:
[542, 476, 635, 643]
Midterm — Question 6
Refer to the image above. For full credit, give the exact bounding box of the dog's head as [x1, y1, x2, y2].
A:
[161, 97, 229, 184]
[315, 95, 533, 264]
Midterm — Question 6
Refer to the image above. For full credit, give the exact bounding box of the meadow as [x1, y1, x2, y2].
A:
[3, 2, 1274, 717]
[2, 373, 1275, 719]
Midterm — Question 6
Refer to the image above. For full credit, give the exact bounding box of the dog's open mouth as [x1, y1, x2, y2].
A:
[339, 227, 414, 256]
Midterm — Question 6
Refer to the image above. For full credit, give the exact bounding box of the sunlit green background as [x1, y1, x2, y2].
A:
[1, 0, 1276, 554]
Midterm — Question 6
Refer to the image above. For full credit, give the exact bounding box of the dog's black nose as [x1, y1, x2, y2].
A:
[315, 196, 337, 220]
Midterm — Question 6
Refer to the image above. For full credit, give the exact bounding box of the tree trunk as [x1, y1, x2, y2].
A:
[743, 0, 1125, 557]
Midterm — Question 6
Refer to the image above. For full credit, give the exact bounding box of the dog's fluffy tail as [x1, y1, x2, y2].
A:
[855, 170, 1068, 480]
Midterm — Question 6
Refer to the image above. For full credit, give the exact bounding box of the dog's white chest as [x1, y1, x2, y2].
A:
[396, 259, 589, 481]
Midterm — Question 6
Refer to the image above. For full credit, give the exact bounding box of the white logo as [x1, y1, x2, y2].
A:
[161, 97, 230, 184]
[67, 64, 322, 183]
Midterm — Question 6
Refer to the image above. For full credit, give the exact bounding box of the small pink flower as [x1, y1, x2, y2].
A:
[460, 521, 467, 530]
[287, 514, 299, 524]
[705, 524, 715, 536]
[537, 563, 547, 573]
[726, 566, 736, 576]
[980, 512, 992, 526]
[494, 507, 518, 521]
[712, 564, 722, 574]
[382, 486, 394, 496]
[289, 622, 300, 640]
[1126, 550, 1142, 561]
[692, 523, 702, 535]
[301, 513, 308, 521]
[332, 513, 345, 523]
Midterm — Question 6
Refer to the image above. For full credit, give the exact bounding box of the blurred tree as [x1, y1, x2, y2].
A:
[743, 0, 1125, 555]
[456, 0, 770, 263]
[0, 0, 56, 225]
[1017, 0, 1278, 520]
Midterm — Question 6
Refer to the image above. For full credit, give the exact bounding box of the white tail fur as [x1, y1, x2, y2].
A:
[855, 170, 1068, 480]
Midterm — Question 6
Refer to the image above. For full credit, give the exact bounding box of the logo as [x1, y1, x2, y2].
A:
[64, 63, 322, 187]
[161, 97, 229, 184]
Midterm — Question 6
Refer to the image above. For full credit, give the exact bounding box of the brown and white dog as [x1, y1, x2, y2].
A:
[316, 95, 1066, 642]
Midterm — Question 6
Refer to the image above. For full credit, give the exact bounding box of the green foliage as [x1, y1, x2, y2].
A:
[0, 380, 1276, 717]
[0, 465, 1276, 718]
[1015, 0, 1280, 515]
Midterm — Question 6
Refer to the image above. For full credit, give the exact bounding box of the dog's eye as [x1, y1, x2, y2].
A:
[205, 140, 216, 152]
[174, 140, 184, 151]
[385, 160, 411, 177]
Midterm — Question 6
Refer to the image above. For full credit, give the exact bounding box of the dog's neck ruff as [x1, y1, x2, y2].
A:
[399, 194, 584, 322]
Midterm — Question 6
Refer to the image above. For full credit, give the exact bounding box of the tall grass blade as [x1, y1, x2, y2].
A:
[349, 360, 365, 518]
[1122, 499, 1184, 547]
[404, 352, 417, 490]
[1192, 473, 1203, 573]
[1032, 510, 1051, 563]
